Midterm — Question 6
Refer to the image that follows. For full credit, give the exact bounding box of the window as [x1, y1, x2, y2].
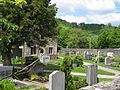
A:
[31, 47, 36, 54]
[49, 47, 53, 54]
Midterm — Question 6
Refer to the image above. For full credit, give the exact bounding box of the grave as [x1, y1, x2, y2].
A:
[41, 55, 50, 64]
[0, 66, 13, 78]
[49, 71, 65, 90]
[86, 64, 97, 86]
[105, 57, 110, 65]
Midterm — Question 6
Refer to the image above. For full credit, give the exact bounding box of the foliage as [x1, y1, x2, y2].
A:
[0, 0, 57, 65]
[72, 76, 88, 89]
[0, 79, 16, 90]
[30, 74, 39, 81]
[73, 55, 84, 67]
[12, 57, 25, 64]
[98, 26, 120, 48]
[60, 56, 75, 90]
[99, 56, 105, 63]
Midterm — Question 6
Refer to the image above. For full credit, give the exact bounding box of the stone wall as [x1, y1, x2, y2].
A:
[61, 48, 120, 56]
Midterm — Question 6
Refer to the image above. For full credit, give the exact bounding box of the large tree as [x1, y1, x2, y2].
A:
[98, 26, 120, 48]
[0, 0, 57, 66]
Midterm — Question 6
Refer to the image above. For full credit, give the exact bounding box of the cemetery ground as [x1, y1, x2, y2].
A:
[0, 55, 120, 90]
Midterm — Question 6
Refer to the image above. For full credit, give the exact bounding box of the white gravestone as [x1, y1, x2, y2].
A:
[49, 71, 65, 90]
[97, 51, 100, 64]
[41, 55, 50, 64]
[87, 64, 97, 86]
[105, 57, 110, 65]
[84, 51, 87, 60]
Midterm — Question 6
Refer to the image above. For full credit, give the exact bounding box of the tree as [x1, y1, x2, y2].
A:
[98, 26, 120, 48]
[0, 0, 57, 65]
[66, 29, 89, 48]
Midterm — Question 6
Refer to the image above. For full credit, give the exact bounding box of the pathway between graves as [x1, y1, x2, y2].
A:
[71, 72, 117, 79]
[83, 62, 120, 75]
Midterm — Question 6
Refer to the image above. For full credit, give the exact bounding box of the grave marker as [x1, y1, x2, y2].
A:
[41, 55, 50, 64]
[86, 64, 97, 86]
[49, 71, 65, 90]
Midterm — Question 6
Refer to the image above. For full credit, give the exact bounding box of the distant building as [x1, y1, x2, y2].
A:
[13, 38, 57, 59]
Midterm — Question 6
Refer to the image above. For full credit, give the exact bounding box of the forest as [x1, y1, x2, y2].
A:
[57, 19, 120, 49]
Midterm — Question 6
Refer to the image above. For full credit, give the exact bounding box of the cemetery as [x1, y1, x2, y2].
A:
[0, 0, 120, 90]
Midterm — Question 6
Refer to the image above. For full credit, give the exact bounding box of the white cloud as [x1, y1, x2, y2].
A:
[59, 15, 87, 23]
[87, 13, 120, 26]
[51, 0, 117, 15]
[58, 13, 120, 26]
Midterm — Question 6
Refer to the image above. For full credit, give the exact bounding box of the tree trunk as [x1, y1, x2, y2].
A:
[2, 52, 12, 66]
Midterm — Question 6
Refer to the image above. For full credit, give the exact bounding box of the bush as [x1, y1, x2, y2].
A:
[73, 55, 83, 67]
[99, 56, 105, 63]
[60, 56, 75, 90]
[12, 57, 25, 64]
[72, 76, 88, 89]
[0, 79, 16, 90]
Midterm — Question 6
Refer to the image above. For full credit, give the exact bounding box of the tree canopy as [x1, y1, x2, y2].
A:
[0, 0, 57, 65]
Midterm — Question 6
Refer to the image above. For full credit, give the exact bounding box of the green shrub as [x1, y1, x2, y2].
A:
[0, 79, 16, 90]
[73, 55, 83, 67]
[12, 57, 25, 64]
[99, 56, 105, 63]
[60, 56, 75, 90]
[74, 80, 88, 89]
[72, 76, 88, 89]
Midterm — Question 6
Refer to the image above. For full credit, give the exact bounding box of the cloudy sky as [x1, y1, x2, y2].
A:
[51, 0, 120, 26]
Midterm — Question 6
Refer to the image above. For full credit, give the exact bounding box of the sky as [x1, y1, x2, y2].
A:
[51, 0, 120, 26]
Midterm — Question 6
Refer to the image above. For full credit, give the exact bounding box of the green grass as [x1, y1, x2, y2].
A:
[72, 76, 113, 82]
[84, 59, 120, 71]
[98, 70, 115, 75]
[72, 66, 115, 75]
[72, 66, 86, 73]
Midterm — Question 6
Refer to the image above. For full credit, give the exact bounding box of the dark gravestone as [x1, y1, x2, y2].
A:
[0, 66, 13, 78]
[25, 55, 37, 65]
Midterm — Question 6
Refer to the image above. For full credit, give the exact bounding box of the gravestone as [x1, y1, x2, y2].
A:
[97, 51, 100, 64]
[76, 51, 80, 55]
[84, 51, 87, 59]
[69, 52, 72, 57]
[41, 55, 50, 64]
[49, 71, 65, 90]
[105, 57, 110, 65]
[87, 64, 97, 86]
[0, 66, 13, 78]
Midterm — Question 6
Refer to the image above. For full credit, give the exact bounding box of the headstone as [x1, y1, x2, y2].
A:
[76, 51, 79, 55]
[41, 55, 50, 64]
[105, 57, 110, 65]
[97, 51, 100, 58]
[69, 52, 72, 57]
[49, 71, 65, 90]
[84, 51, 87, 59]
[107, 52, 114, 57]
[97, 51, 100, 64]
[87, 64, 97, 86]
[0, 66, 13, 78]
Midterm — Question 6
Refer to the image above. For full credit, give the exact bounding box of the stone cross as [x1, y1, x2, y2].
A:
[49, 71, 65, 90]
[86, 64, 97, 86]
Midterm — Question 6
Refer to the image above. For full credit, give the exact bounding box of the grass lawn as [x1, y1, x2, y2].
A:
[72, 76, 113, 82]
[72, 66, 115, 75]
[84, 59, 120, 71]
[44, 59, 115, 75]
